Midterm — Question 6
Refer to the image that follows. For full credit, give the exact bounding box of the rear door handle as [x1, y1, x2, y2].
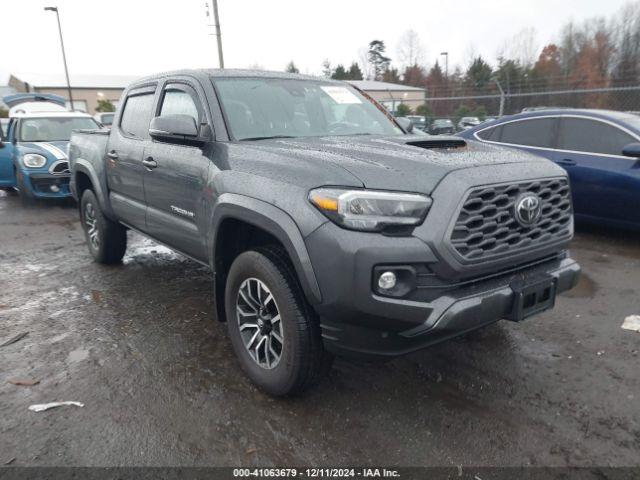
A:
[555, 159, 577, 167]
[142, 157, 158, 170]
[106, 151, 118, 160]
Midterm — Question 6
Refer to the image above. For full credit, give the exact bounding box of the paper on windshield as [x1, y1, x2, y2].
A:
[321, 86, 362, 104]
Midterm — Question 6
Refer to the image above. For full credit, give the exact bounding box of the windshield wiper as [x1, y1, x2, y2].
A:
[240, 135, 297, 141]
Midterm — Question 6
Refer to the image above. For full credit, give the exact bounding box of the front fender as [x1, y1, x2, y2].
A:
[208, 193, 322, 305]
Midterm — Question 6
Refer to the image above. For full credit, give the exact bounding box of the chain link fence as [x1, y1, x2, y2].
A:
[422, 85, 640, 127]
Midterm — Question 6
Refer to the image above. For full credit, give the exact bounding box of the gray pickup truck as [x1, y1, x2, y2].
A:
[69, 69, 580, 396]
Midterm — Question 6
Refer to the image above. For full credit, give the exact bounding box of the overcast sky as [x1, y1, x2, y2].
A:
[0, 0, 633, 83]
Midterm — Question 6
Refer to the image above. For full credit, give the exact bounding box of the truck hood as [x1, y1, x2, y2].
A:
[239, 135, 553, 193]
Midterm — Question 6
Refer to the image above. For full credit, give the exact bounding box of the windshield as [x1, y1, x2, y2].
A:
[19, 117, 99, 142]
[434, 120, 453, 127]
[213, 77, 403, 140]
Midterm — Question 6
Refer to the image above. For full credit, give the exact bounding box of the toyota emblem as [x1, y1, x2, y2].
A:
[514, 193, 542, 227]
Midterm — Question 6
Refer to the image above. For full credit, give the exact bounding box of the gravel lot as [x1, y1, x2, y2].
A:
[0, 191, 639, 468]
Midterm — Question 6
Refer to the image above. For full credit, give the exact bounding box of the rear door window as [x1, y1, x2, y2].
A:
[120, 92, 155, 139]
[558, 117, 636, 156]
[499, 117, 556, 148]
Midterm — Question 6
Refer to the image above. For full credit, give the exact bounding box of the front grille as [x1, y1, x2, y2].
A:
[49, 160, 70, 175]
[450, 178, 572, 261]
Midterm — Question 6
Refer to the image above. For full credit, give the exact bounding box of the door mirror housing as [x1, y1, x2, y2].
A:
[149, 114, 199, 142]
[622, 142, 640, 158]
[396, 117, 414, 133]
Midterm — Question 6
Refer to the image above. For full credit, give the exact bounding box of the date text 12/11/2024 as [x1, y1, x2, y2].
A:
[232, 468, 401, 478]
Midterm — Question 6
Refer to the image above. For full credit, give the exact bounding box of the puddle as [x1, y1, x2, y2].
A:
[560, 272, 597, 299]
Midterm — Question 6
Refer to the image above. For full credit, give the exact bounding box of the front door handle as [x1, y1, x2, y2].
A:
[106, 150, 118, 160]
[555, 158, 577, 167]
[142, 157, 158, 170]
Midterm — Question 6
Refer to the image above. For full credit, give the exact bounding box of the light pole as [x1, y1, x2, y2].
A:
[494, 78, 505, 117]
[440, 51, 449, 80]
[205, 0, 225, 69]
[44, 6, 74, 111]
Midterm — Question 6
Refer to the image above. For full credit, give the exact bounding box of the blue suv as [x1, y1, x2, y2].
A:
[0, 94, 99, 201]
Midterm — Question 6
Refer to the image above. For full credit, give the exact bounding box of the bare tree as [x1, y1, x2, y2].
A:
[502, 27, 539, 67]
[358, 46, 373, 80]
[396, 29, 426, 68]
[321, 59, 332, 78]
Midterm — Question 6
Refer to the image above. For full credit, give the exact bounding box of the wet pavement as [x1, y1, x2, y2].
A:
[0, 191, 639, 467]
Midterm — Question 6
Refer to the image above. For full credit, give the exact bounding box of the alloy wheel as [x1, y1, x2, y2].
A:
[84, 202, 99, 250]
[236, 277, 284, 369]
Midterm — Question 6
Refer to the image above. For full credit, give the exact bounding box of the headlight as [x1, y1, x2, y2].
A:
[22, 154, 48, 168]
[309, 188, 432, 232]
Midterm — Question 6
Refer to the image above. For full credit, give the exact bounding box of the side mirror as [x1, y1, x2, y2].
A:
[149, 114, 199, 142]
[396, 117, 414, 133]
[622, 142, 640, 158]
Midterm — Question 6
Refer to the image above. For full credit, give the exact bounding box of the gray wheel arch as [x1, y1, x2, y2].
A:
[72, 160, 115, 220]
[208, 193, 322, 306]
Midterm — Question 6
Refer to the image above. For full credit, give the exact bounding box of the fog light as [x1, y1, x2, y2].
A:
[378, 271, 397, 290]
[50, 184, 60, 193]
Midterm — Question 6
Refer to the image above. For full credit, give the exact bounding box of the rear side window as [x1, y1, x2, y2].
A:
[159, 88, 200, 122]
[499, 118, 556, 148]
[120, 92, 155, 139]
[558, 118, 636, 156]
[477, 125, 502, 141]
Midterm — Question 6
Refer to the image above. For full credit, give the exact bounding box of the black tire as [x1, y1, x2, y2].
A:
[80, 189, 127, 264]
[225, 246, 332, 396]
[16, 170, 36, 203]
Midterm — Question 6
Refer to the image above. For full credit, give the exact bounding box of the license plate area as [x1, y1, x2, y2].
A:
[507, 275, 557, 322]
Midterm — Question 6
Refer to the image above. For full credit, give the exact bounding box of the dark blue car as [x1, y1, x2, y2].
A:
[459, 109, 640, 230]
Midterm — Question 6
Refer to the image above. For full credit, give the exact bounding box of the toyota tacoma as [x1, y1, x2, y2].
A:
[68, 70, 580, 395]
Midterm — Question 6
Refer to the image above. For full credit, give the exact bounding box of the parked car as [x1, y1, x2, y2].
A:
[0, 94, 99, 200]
[458, 109, 640, 230]
[428, 118, 455, 135]
[404, 115, 428, 131]
[458, 116, 481, 130]
[69, 69, 580, 395]
[94, 112, 116, 127]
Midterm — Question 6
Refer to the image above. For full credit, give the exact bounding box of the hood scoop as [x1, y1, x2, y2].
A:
[406, 138, 467, 150]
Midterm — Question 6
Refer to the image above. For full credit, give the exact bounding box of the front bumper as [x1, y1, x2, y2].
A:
[305, 222, 580, 359]
[23, 172, 72, 198]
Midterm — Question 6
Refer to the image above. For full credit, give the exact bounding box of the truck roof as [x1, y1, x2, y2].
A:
[131, 68, 341, 86]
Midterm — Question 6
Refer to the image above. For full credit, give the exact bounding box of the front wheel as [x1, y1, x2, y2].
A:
[225, 247, 332, 396]
[80, 189, 127, 264]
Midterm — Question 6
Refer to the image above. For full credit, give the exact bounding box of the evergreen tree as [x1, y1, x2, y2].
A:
[347, 62, 364, 80]
[331, 64, 348, 80]
[285, 61, 300, 74]
[367, 40, 391, 80]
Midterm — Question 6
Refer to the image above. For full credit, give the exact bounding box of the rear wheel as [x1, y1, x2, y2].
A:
[80, 189, 127, 264]
[225, 247, 332, 396]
